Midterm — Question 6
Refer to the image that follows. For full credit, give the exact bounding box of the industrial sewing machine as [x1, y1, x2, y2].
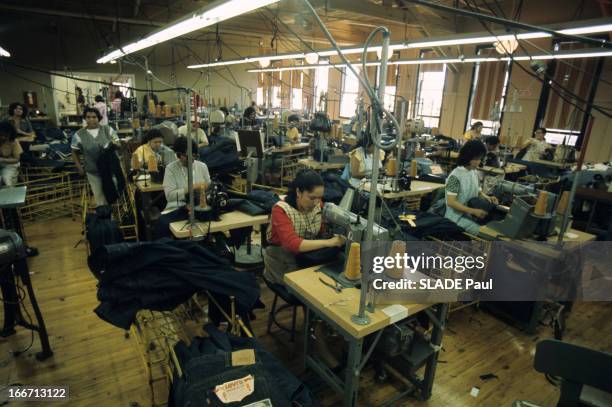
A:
[486, 180, 568, 239]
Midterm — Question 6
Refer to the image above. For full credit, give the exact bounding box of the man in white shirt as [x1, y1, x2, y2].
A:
[178, 121, 208, 148]
[71, 107, 120, 206]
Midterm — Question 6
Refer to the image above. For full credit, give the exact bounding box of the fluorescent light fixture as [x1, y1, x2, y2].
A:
[246, 48, 612, 72]
[98, 0, 280, 63]
[188, 44, 405, 69]
[0, 46, 10, 57]
[406, 22, 612, 49]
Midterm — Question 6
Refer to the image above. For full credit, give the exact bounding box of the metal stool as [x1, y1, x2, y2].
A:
[263, 276, 303, 342]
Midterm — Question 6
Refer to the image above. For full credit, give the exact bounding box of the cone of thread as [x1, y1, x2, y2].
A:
[164, 105, 172, 117]
[132, 118, 140, 129]
[343, 242, 361, 281]
[556, 191, 570, 215]
[147, 154, 157, 173]
[155, 105, 162, 117]
[534, 190, 548, 216]
[409, 160, 418, 177]
[147, 100, 156, 114]
[385, 241, 406, 279]
[386, 157, 397, 176]
[175, 103, 182, 116]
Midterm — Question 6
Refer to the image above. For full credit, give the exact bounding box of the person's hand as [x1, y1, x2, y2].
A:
[328, 234, 346, 248]
[486, 195, 499, 205]
[471, 209, 488, 219]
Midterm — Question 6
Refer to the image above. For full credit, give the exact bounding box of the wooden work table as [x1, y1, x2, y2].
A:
[528, 159, 572, 169]
[170, 211, 269, 239]
[285, 266, 431, 339]
[135, 180, 164, 193]
[298, 158, 346, 171]
[269, 142, 310, 153]
[479, 163, 527, 175]
[478, 225, 596, 242]
[362, 179, 443, 199]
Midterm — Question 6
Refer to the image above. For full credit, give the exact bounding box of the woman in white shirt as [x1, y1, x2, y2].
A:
[154, 137, 211, 239]
[522, 127, 549, 162]
[347, 135, 385, 188]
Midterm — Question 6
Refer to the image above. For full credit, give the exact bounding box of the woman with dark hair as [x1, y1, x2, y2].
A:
[347, 132, 385, 185]
[243, 106, 257, 127]
[111, 91, 124, 117]
[463, 121, 483, 141]
[94, 95, 108, 125]
[522, 127, 549, 162]
[71, 107, 120, 206]
[445, 140, 498, 234]
[264, 169, 345, 285]
[131, 128, 176, 170]
[0, 121, 23, 186]
[7, 102, 35, 142]
[76, 87, 86, 115]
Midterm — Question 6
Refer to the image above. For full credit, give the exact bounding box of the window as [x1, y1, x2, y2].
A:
[256, 87, 264, 106]
[340, 67, 360, 118]
[271, 86, 281, 108]
[291, 89, 303, 110]
[466, 47, 511, 135]
[414, 51, 446, 130]
[112, 81, 132, 98]
[544, 128, 579, 146]
[313, 63, 329, 111]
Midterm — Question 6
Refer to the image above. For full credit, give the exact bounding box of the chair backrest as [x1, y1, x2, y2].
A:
[534, 339, 612, 406]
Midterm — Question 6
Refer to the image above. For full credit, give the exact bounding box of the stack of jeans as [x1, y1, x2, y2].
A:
[170, 325, 319, 407]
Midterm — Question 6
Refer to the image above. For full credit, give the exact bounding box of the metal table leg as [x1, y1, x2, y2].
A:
[141, 191, 152, 241]
[343, 338, 364, 407]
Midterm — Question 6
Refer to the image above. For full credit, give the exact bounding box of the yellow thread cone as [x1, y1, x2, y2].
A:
[175, 103, 182, 116]
[385, 241, 406, 279]
[409, 160, 418, 178]
[164, 105, 172, 117]
[556, 191, 570, 215]
[148, 99, 156, 114]
[534, 191, 548, 216]
[386, 157, 397, 176]
[155, 105, 162, 117]
[343, 242, 361, 281]
[147, 154, 157, 173]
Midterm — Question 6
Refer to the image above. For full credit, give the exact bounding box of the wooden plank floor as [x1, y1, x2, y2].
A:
[1, 217, 611, 406]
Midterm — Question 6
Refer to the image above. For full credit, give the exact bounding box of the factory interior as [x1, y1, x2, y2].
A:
[0, 0, 611, 405]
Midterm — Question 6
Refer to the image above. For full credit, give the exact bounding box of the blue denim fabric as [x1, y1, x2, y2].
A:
[169, 325, 319, 407]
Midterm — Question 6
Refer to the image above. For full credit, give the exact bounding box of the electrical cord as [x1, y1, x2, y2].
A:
[462, 0, 611, 120]
[301, 0, 401, 151]
[1, 60, 185, 93]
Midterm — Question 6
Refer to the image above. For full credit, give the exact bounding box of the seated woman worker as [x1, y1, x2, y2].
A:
[263, 169, 345, 285]
[444, 140, 498, 235]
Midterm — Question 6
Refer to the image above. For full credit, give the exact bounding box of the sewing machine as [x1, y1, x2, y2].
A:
[486, 180, 564, 239]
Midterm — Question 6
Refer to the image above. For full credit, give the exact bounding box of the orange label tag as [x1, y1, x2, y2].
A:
[231, 349, 256, 366]
[214, 374, 255, 404]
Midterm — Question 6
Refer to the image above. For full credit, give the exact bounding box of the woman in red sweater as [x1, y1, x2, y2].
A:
[264, 170, 345, 285]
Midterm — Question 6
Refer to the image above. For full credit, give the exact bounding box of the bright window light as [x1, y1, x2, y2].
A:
[292, 89, 303, 110]
[256, 87, 264, 106]
[271, 86, 281, 108]
[99, 0, 280, 63]
[340, 67, 361, 118]
[0, 46, 10, 57]
[313, 63, 329, 111]
[545, 128, 579, 146]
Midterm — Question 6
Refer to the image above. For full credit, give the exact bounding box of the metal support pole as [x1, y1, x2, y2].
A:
[185, 89, 195, 228]
[352, 29, 390, 326]
[394, 98, 408, 191]
[558, 170, 581, 243]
